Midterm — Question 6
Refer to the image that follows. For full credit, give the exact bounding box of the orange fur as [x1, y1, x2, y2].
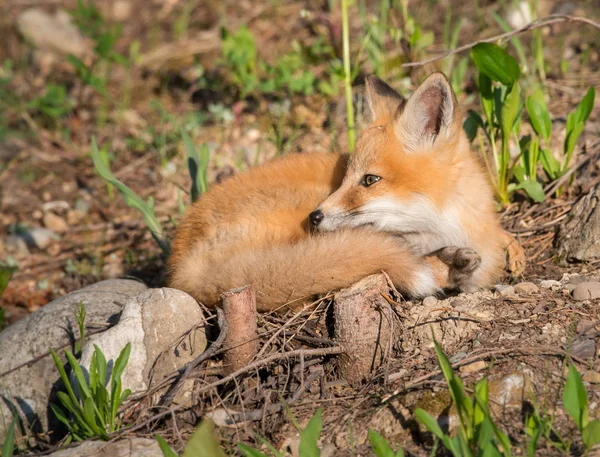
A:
[168, 72, 507, 310]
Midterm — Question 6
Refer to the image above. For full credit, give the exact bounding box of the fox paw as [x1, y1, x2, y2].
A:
[435, 246, 481, 291]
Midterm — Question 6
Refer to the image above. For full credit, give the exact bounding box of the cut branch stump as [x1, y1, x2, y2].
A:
[221, 285, 258, 374]
[333, 274, 400, 385]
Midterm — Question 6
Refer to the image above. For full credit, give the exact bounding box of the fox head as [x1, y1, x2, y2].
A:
[310, 72, 485, 253]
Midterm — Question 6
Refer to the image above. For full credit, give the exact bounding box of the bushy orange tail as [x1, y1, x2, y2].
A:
[168, 228, 441, 311]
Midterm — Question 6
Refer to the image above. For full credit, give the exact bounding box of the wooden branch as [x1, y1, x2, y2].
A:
[222, 285, 258, 374]
[402, 15, 600, 68]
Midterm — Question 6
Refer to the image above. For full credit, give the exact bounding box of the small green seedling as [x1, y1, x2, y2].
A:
[563, 364, 600, 454]
[182, 130, 210, 203]
[533, 87, 595, 195]
[91, 137, 170, 256]
[1, 415, 17, 457]
[415, 333, 511, 456]
[50, 343, 132, 442]
[74, 302, 86, 356]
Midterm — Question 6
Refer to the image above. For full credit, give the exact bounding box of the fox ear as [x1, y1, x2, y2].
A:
[363, 75, 405, 125]
[394, 72, 456, 153]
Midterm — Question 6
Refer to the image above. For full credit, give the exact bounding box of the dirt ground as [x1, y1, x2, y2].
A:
[1, 0, 599, 455]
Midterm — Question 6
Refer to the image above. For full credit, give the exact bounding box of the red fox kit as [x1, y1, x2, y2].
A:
[168, 72, 508, 311]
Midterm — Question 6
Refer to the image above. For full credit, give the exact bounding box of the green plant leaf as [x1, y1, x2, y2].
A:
[526, 88, 551, 143]
[540, 148, 560, 180]
[573, 86, 595, 125]
[415, 408, 445, 440]
[471, 43, 520, 86]
[111, 342, 131, 384]
[65, 350, 91, 399]
[501, 83, 521, 140]
[463, 110, 483, 142]
[563, 364, 589, 430]
[50, 403, 72, 429]
[369, 430, 404, 457]
[95, 345, 107, 388]
[156, 435, 180, 457]
[182, 420, 226, 457]
[2, 415, 17, 457]
[0, 264, 17, 301]
[299, 408, 322, 457]
[415, 409, 457, 454]
[50, 348, 80, 407]
[237, 443, 269, 457]
[583, 419, 600, 449]
[516, 180, 545, 202]
[563, 122, 585, 168]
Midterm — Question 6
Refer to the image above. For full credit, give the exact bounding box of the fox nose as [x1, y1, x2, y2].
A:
[309, 209, 324, 227]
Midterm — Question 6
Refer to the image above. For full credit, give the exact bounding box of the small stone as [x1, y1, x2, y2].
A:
[539, 280, 561, 289]
[514, 282, 539, 294]
[495, 285, 515, 296]
[17, 8, 90, 58]
[568, 275, 591, 286]
[43, 212, 68, 233]
[583, 371, 600, 384]
[450, 351, 468, 363]
[459, 360, 487, 374]
[5, 235, 30, 256]
[32, 209, 43, 220]
[21, 227, 59, 249]
[423, 296, 438, 306]
[572, 282, 600, 301]
[571, 338, 596, 359]
[111, 0, 132, 21]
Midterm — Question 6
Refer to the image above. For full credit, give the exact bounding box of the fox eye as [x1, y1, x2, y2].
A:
[361, 174, 381, 187]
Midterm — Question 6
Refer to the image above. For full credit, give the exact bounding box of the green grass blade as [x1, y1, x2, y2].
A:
[182, 420, 226, 457]
[50, 348, 79, 406]
[237, 443, 269, 457]
[369, 430, 402, 457]
[583, 419, 600, 449]
[471, 43, 520, 86]
[1, 415, 17, 457]
[156, 435, 180, 457]
[299, 408, 322, 457]
[564, 364, 589, 430]
[64, 350, 91, 399]
[111, 342, 131, 385]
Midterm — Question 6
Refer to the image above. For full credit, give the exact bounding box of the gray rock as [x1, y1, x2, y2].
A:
[79, 288, 207, 396]
[46, 437, 163, 457]
[0, 279, 147, 442]
[514, 282, 539, 294]
[4, 235, 30, 256]
[495, 285, 515, 296]
[556, 185, 600, 263]
[43, 212, 68, 233]
[539, 280, 561, 289]
[572, 282, 600, 301]
[20, 227, 59, 250]
[17, 8, 90, 57]
[571, 338, 596, 359]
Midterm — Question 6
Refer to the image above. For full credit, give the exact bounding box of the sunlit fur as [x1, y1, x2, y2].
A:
[316, 73, 505, 290]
